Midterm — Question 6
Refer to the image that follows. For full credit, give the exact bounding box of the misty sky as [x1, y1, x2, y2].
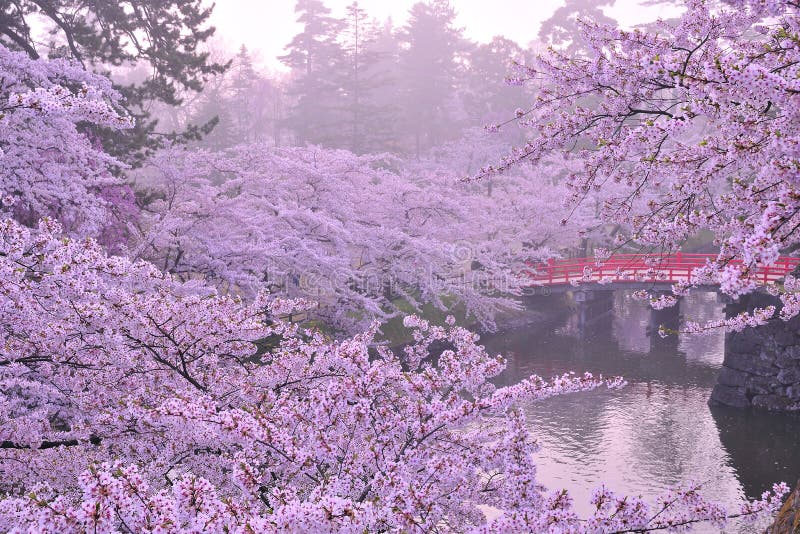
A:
[210, 0, 682, 72]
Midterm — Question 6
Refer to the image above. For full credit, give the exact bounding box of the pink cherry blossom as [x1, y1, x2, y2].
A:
[481, 0, 800, 330]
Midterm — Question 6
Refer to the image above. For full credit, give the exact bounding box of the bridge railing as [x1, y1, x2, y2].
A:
[525, 253, 800, 287]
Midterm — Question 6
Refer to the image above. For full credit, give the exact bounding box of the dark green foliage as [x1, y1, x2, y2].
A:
[280, 0, 345, 147]
[0, 0, 227, 165]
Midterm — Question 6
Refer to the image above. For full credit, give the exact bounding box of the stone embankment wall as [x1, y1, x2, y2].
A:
[767, 480, 800, 534]
[711, 293, 800, 412]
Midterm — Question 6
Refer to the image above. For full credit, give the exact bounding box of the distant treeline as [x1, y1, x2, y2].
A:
[154, 0, 614, 157]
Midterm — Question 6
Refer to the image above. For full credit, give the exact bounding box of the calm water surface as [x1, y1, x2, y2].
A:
[482, 291, 800, 533]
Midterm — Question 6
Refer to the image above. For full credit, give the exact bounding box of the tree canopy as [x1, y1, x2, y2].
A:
[0, 0, 227, 164]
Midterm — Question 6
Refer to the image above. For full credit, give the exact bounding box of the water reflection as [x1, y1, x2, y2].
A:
[711, 405, 800, 497]
[483, 291, 800, 530]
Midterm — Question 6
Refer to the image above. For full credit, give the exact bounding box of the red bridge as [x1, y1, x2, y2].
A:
[525, 253, 800, 288]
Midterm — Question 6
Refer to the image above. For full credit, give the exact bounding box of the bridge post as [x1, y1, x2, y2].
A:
[647, 292, 682, 349]
[711, 292, 800, 411]
[573, 289, 615, 338]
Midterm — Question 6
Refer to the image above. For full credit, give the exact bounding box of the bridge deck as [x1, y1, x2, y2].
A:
[525, 253, 800, 288]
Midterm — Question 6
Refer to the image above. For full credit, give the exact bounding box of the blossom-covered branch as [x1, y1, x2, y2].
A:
[481, 0, 800, 326]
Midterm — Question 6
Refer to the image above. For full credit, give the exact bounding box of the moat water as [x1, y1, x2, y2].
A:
[483, 291, 800, 533]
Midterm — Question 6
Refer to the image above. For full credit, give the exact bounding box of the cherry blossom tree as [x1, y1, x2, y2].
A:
[0, 14, 793, 533]
[0, 216, 788, 533]
[419, 128, 608, 256]
[130, 129, 614, 334]
[481, 0, 800, 327]
[0, 44, 133, 238]
[131, 144, 542, 332]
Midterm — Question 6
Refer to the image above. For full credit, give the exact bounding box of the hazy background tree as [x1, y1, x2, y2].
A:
[538, 0, 617, 55]
[337, 2, 398, 153]
[461, 36, 534, 142]
[360, 19, 404, 152]
[189, 0, 538, 159]
[396, 0, 468, 156]
[280, 0, 345, 146]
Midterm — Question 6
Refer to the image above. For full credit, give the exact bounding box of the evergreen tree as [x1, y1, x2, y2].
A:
[191, 46, 285, 149]
[460, 37, 533, 147]
[397, 0, 467, 157]
[0, 1, 227, 166]
[228, 46, 262, 143]
[191, 63, 236, 150]
[538, 0, 617, 56]
[337, 4, 398, 153]
[280, 0, 344, 147]
[361, 19, 404, 153]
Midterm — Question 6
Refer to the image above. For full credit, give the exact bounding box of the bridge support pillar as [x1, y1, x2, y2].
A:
[711, 292, 800, 411]
[573, 290, 614, 339]
[647, 293, 681, 350]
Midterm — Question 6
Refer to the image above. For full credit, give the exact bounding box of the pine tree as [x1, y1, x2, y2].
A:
[397, 0, 467, 157]
[190, 46, 286, 150]
[0, 1, 227, 166]
[228, 46, 262, 143]
[337, 4, 398, 153]
[461, 37, 532, 135]
[192, 68, 234, 150]
[280, 0, 344, 147]
[538, 0, 617, 56]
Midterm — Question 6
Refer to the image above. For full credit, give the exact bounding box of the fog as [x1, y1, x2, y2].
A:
[151, 0, 680, 156]
[211, 0, 682, 72]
